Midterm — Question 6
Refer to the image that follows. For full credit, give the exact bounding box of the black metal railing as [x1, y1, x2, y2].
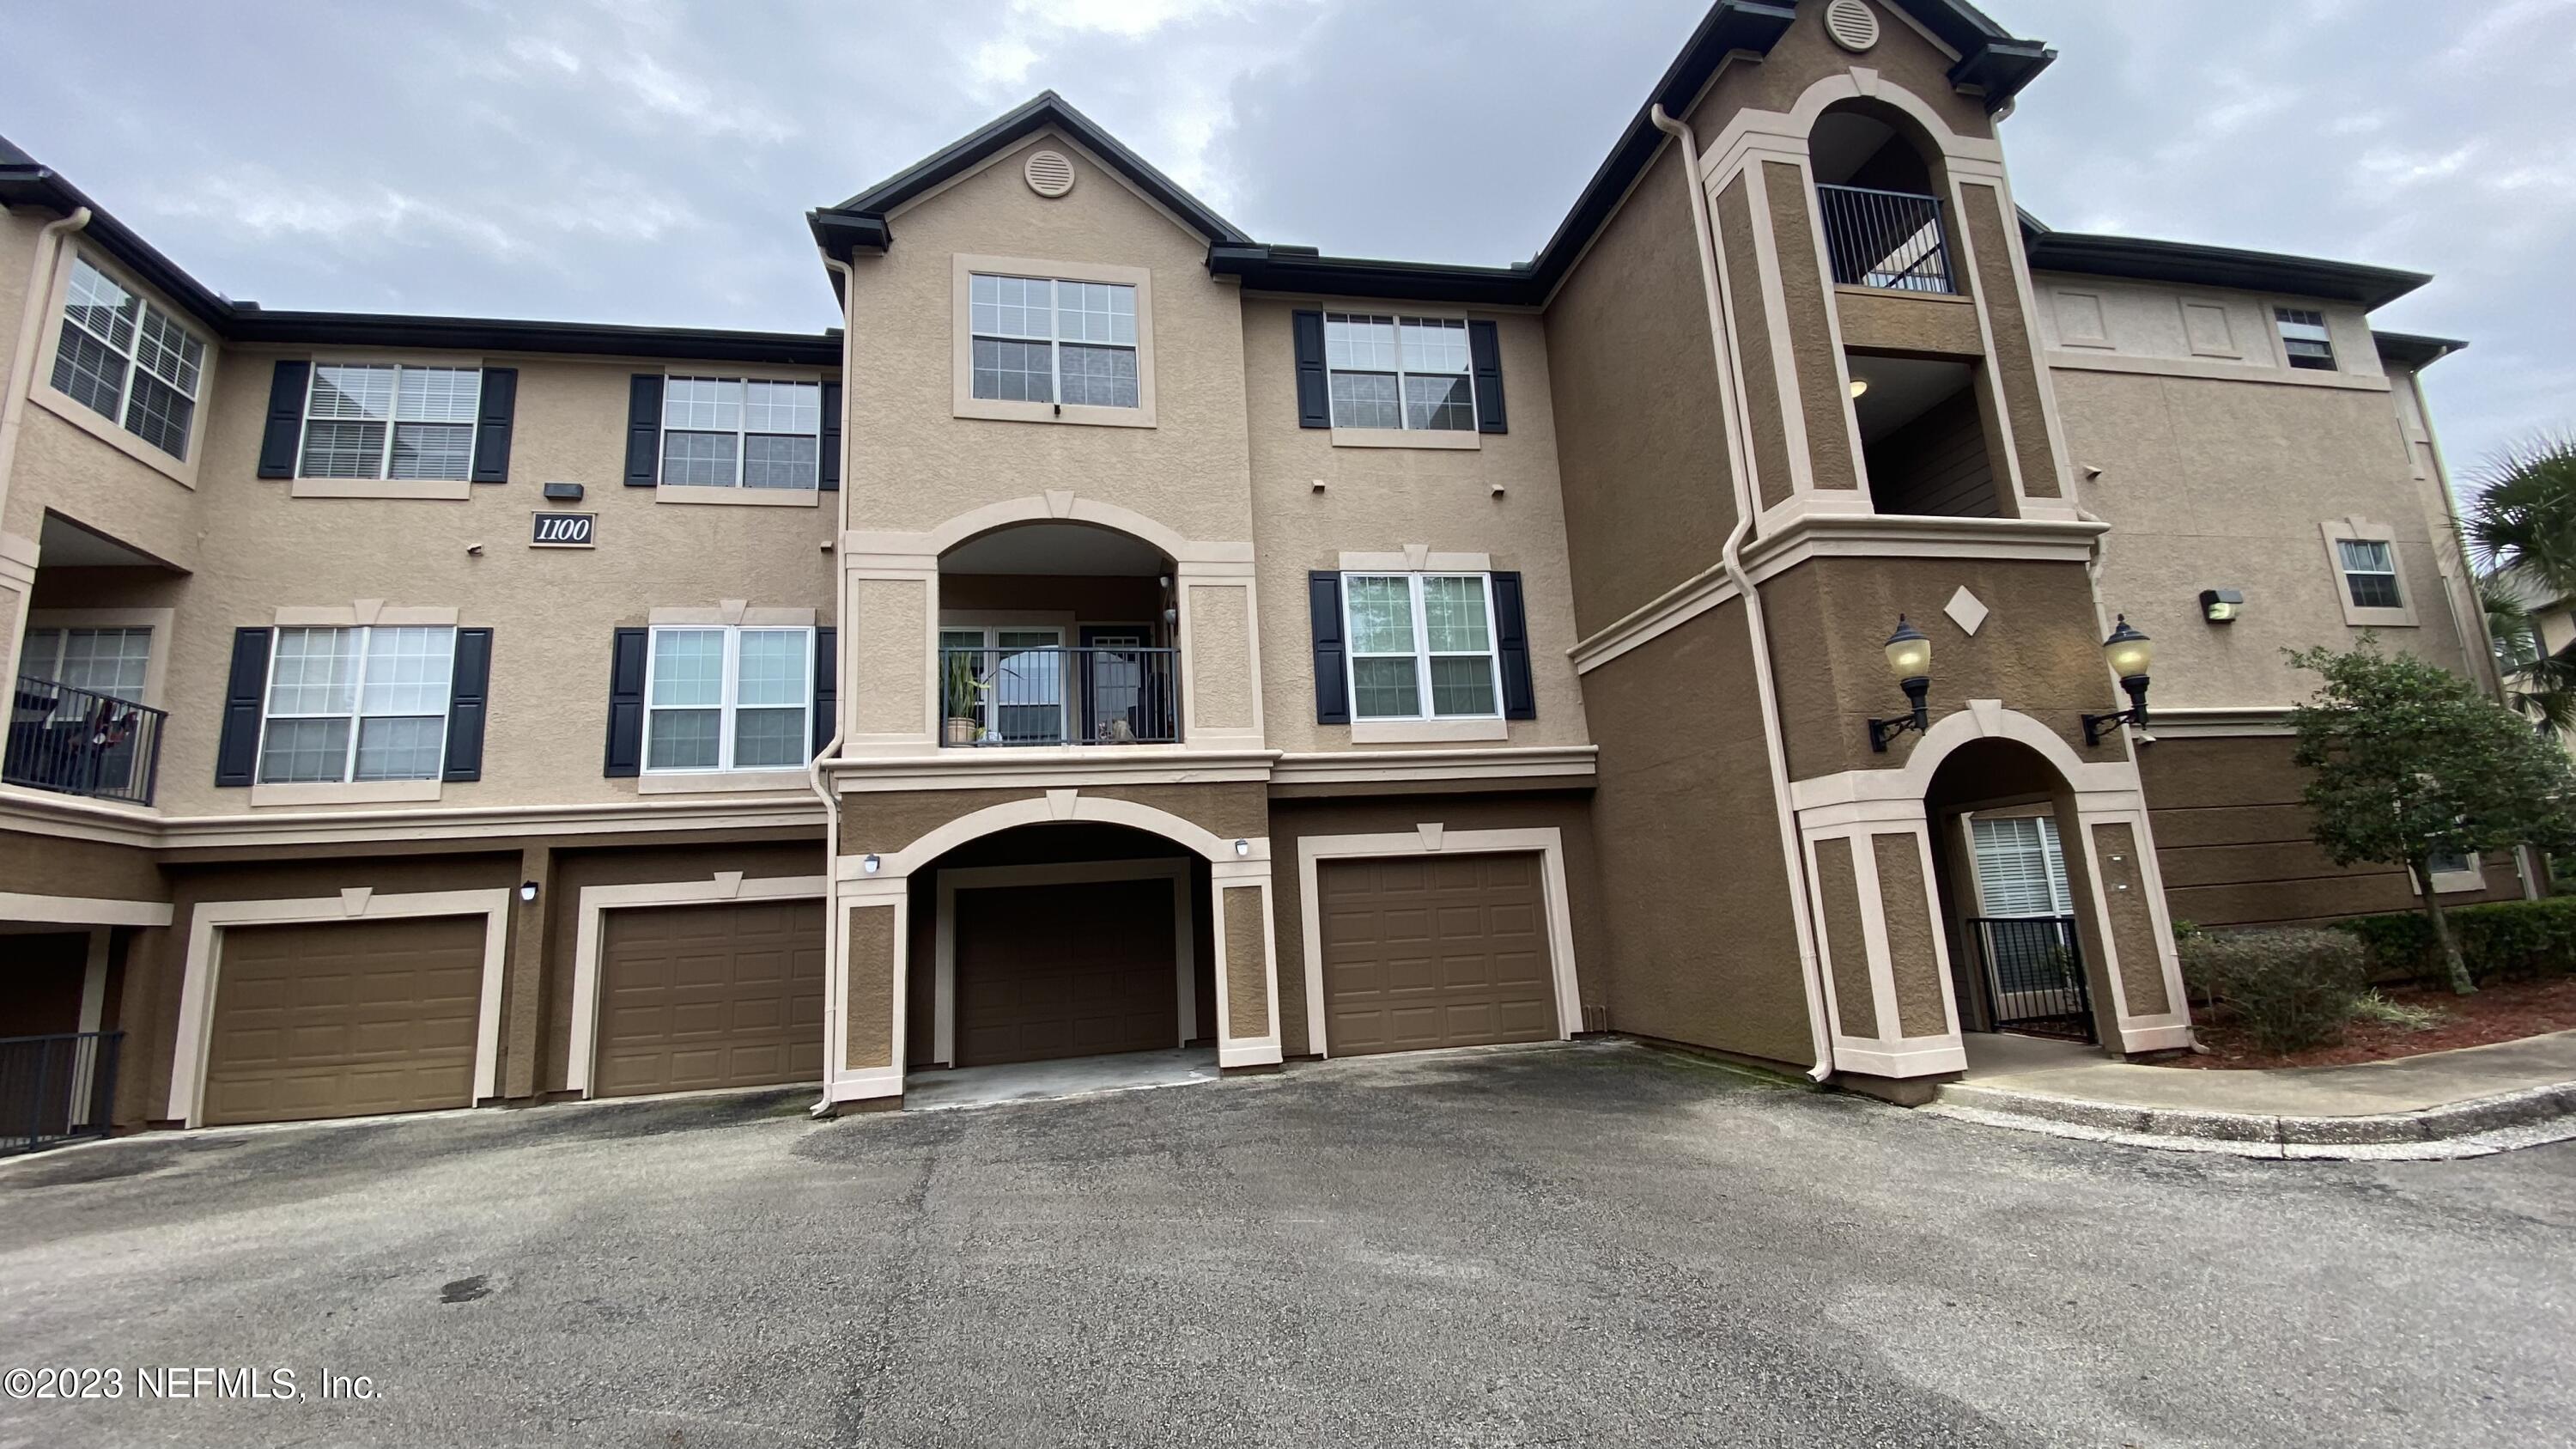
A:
[3, 1031, 123, 1155]
[939, 646, 1181, 747]
[1816, 183, 1954, 294]
[5, 675, 165, 806]
[1970, 915, 2095, 1042]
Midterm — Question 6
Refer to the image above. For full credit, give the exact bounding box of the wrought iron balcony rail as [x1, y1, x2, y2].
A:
[1968, 914, 2094, 1043]
[5, 675, 165, 807]
[939, 645, 1181, 747]
[3, 1031, 123, 1155]
[1816, 183, 1954, 294]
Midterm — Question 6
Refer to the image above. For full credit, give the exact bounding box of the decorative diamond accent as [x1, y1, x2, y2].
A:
[1944, 586, 1989, 636]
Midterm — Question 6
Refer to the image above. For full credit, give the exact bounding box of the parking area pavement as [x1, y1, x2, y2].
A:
[3, 1038, 2572, 1448]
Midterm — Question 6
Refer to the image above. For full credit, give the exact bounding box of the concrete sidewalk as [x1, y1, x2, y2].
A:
[1930, 1029, 2576, 1160]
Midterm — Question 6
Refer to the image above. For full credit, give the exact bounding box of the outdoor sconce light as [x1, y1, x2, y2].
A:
[1867, 615, 1933, 752]
[1234, 838, 1251, 857]
[861, 853, 881, 875]
[2083, 615, 2155, 745]
[518, 880, 539, 904]
[2199, 588, 2243, 624]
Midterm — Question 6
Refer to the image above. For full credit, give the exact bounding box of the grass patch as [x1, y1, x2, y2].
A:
[2348, 990, 2448, 1032]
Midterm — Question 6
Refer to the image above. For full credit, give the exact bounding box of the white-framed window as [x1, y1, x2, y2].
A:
[1342, 573, 1502, 721]
[968, 274, 1139, 409]
[2275, 307, 2336, 371]
[1971, 815, 2072, 917]
[257, 626, 454, 784]
[299, 363, 482, 480]
[643, 625, 813, 771]
[2336, 538, 2403, 611]
[19, 626, 151, 701]
[660, 377, 823, 490]
[1323, 314, 1474, 432]
[2423, 850, 2485, 894]
[50, 253, 207, 460]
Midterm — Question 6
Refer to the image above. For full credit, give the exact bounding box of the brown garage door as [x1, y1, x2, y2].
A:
[1319, 853, 1558, 1056]
[954, 878, 1176, 1067]
[596, 901, 825, 1098]
[203, 915, 484, 1127]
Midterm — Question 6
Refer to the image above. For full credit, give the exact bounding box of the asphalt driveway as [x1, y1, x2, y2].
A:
[3, 1040, 2570, 1448]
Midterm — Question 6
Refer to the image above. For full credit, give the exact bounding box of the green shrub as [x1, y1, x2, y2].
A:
[2180, 928, 2368, 1054]
[2341, 896, 2576, 985]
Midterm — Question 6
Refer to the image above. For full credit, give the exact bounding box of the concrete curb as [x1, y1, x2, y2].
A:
[1925, 1078, 2576, 1161]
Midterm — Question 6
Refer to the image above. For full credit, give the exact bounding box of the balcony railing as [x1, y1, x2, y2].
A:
[1968, 915, 2094, 1043]
[5, 675, 165, 807]
[3, 1031, 123, 1155]
[939, 646, 1180, 747]
[1816, 183, 1954, 294]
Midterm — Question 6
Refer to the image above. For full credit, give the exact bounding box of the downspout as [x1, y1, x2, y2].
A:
[808, 253, 856, 1117]
[0, 207, 92, 525]
[1649, 107, 1832, 1082]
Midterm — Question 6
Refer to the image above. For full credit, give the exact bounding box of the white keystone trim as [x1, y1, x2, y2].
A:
[931, 857, 1193, 1068]
[1291, 826, 1583, 1059]
[0, 891, 172, 927]
[167, 886, 512, 1128]
[564, 873, 829, 1098]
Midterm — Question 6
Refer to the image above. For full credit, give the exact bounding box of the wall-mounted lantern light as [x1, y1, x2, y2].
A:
[2083, 615, 2155, 745]
[1234, 838, 1251, 857]
[518, 880, 540, 904]
[2199, 588, 2243, 624]
[1867, 615, 1933, 752]
[861, 853, 882, 875]
[1848, 375, 1870, 399]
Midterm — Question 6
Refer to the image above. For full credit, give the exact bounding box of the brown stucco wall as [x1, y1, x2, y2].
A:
[1717, 174, 1796, 514]
[1813, 836, 1875, 1037]
[1263, 790, 1607, 1057]
[1764, 161, 1857, 493]
[846, 904, 896, 1071]
[1836, 289, 1984, 357]
[1541, 143, 1737, 637]
[1759, 556, 2128, 781]
[1223, 886, 1268, 1039]
[1580, 603, 1815, 1068]
[2138, 734, 2524, 928]
[839, 782, 1268, 857]
[1958, 183, 2060, 503]
[1873, 832, 1949, 1037]
[0, 829, 167, 901]
[1691, 0, 1995, 145]
[2089, 820, 2172, 1016]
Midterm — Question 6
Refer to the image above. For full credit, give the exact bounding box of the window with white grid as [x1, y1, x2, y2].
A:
[299, 363, 483, 480]
[2275, 307, 2336, 371]
[2336, 538, 2403, 611]
[50, 254, 207, 460]
[20, 627, 152, 701]
[659, 378, 820, 490]
[1324, 314, 1474, 431]
[643, 625, 812, 772]
[1971, 815, 2071, 918]
[1342, 573, 1502, 721]
[969, 274, 1139, 409]
[257, 626, 454, 783]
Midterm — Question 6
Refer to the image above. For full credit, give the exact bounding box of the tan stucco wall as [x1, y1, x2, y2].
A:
[846, 903, 896, 1070]
[1716, 174, 1796, 514]
[1837, 289, 1984, 358]
[1689, 0, 1994, 145]
[1959, 183, 2059, 502]
[1814, 835, 1876, 1037]
[1541, 143, 1738, 637]
[1239, 298, 1589, 753]
[1760, 555, 2128, 781]
[2054, 366, 2483, 707]
[1765, 160, 1858, 493]
[1873, 831, 1947, 1037]
[1222, 885, 1267, 1038]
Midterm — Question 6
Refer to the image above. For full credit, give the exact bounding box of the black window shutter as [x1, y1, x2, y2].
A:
[1308, 570, 1349, 725]
[1467, 320, 1507, 435]
[818, 382, 842, 491]
[214, 627, 271, 786]
[811, 626, 838, 756]
[257, 361, 308, 478]
[624, 374, 663, 487]
[442, 628, 494, 781]
[1492, 570, 1535, 720]
[1291, 310, 1329, 429]
[604, 627, 648, 776]
[471, 368, 517, 484]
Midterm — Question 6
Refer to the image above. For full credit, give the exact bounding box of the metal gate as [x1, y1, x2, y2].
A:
[2, 1031, 123, 1155]
[1969, 916, 2095, 1043]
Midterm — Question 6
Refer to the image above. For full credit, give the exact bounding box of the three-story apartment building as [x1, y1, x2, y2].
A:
[0, 0, 2510, 1135]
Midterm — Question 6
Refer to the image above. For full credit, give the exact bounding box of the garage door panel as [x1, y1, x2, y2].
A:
[596, 901, 827, 1098]
[204, 916, 485, 1127]
[1319, 853, 1558, 1057]
[953, 878, 1176, 1067]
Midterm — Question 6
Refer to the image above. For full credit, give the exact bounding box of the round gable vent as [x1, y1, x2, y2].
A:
[1825, 0, 1880, 52]
[1024, 149, 1077, 198]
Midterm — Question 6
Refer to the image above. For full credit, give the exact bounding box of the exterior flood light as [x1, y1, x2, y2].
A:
[1848, 376, 1869, 399]
[518, 880, 539, 904]
[2084, 615, 2155, 745]
[2199, 588, 2243, 623]
[1867, 615, 1932, 752]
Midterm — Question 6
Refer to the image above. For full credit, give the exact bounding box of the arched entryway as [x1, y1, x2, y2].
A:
[1923, 735, 2103, 1046]
[937, 520, 1180, 748]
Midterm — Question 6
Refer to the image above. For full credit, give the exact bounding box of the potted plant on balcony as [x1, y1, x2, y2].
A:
[943, 650, 989, 746]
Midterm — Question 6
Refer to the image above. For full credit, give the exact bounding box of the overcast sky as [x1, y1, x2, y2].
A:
[9, 0, 2572, 481]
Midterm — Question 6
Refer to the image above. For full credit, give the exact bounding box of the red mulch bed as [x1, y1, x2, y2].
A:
[2163, 973, 2576, 1069]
